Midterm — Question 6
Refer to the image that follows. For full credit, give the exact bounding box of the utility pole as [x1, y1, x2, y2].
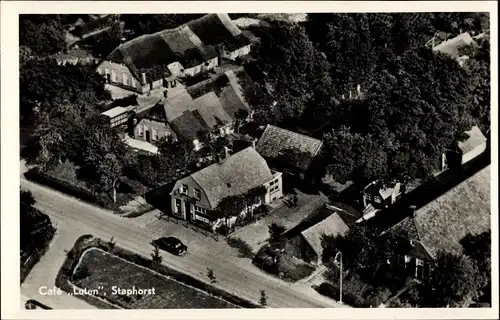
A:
[112, 177, 119, 203]
[335, 251, 343, 304]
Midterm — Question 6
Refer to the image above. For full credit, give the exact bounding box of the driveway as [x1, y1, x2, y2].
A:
[21, 178, 345, 308]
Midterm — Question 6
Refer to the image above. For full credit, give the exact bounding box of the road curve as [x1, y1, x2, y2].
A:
[21, 178, 346, 309]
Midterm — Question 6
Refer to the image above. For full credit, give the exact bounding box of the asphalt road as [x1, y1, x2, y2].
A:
[20, 178, 346, 309]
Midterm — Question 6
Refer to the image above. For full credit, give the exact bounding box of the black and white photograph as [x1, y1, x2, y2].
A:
[1, 1, 498, 319]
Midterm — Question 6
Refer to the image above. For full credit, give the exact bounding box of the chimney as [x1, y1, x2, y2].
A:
[251, 139, 256, 149]
[409, 205, 417, 217]
[141, 72, 147, 84]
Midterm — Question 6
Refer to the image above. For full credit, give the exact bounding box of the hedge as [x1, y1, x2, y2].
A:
[110, 245, 261, 308]
[315, 282, 371, 308]
[54, 235, 119, 309]
[24, 168, 104, 207]
[57, 235, 262, 309]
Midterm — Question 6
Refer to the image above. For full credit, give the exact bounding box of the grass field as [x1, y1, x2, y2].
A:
[73, 248, 236, 309]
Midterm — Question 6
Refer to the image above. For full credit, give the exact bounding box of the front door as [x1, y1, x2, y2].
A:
[184, 202, 191, 221]
[106, 74, 111, 84]
[145, 130, 151, 142]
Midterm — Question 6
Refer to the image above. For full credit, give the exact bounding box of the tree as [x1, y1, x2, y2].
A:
[151, 245, 163, 264]
[20, 189, 55, 272]
[461, 230, 491, 301]
[213, 195, 246, 236]
[268, 223, 286, 247]
[244, 185, 267, 218]
[20, 59, 109, 124]
[259, 289, 267, 306]
[20, 190, 36, 207]
[79, 122, 127, 195]
[253, 20, 331, 126]
[19, 15, 66, 56]
[423, 251, 481, 307]
[108, 236, 116, 250]
[321, 225, 400, 274]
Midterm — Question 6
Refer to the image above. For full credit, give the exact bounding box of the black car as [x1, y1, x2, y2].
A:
[151, 237, 187, 256]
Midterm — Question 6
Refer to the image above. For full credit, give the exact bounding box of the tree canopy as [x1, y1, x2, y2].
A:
[20, 189, 55, 256]
[20, 15, 67, 56]
[120, 14, 204, 38]
[421, 250, 481, 307]
[321, 224, 401, 274]
[21, 59, 111, 169]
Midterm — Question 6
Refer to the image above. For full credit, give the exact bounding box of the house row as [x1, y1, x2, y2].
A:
[359, 125, 488, 221]
[100, 66, 257, 152]
[96, 13, 252, 94]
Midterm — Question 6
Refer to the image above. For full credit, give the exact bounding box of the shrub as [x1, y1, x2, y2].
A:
[315, 282, 370, 308]
[277, 256, 315, 282]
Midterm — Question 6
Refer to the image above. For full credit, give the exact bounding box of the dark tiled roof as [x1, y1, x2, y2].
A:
[136, 103, 167, 122]
[187, 14, 251, 52]
[255, 125, 323, 171]
[189, 92, 233, 129]
[169, 110, 209, 141]
[458, 125, 487, 154]
[388, 165, 491, 258]
[190, 147, 275, 209]
[186, 68, 253, 120]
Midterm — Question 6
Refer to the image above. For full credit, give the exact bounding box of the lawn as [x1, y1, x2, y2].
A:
[73, 248, 236, 309]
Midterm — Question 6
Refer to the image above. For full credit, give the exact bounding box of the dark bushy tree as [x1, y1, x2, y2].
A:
[253, 20, 331, 126]
[19, 15, 66, 56]
[268, 223, 286, 247]
[422, 251, 481, 307]
[321, 225, 400, 274]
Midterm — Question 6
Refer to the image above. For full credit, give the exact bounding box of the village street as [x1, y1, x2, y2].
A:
[20, 177, 346, 309]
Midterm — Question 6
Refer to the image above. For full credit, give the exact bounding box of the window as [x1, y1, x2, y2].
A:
[123, 73, 129, 86]
[194, 188, 201, 200]
[175, 199, 182, 213]
[181, 184, 188, 195]
[194, 214, 210, 224]
[416, 258, 424, 267]
[194, 205, 206, 214]
[152, 128, 158, 141]
[131, 77, 136, 88]
[105, 68, 109, 75]
[270, 180, 275, 186]
[137, 125, 143, 137]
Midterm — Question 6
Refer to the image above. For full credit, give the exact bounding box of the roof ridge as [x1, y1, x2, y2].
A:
[301, 212, 340, 235]
[266, 124, 322, 144]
